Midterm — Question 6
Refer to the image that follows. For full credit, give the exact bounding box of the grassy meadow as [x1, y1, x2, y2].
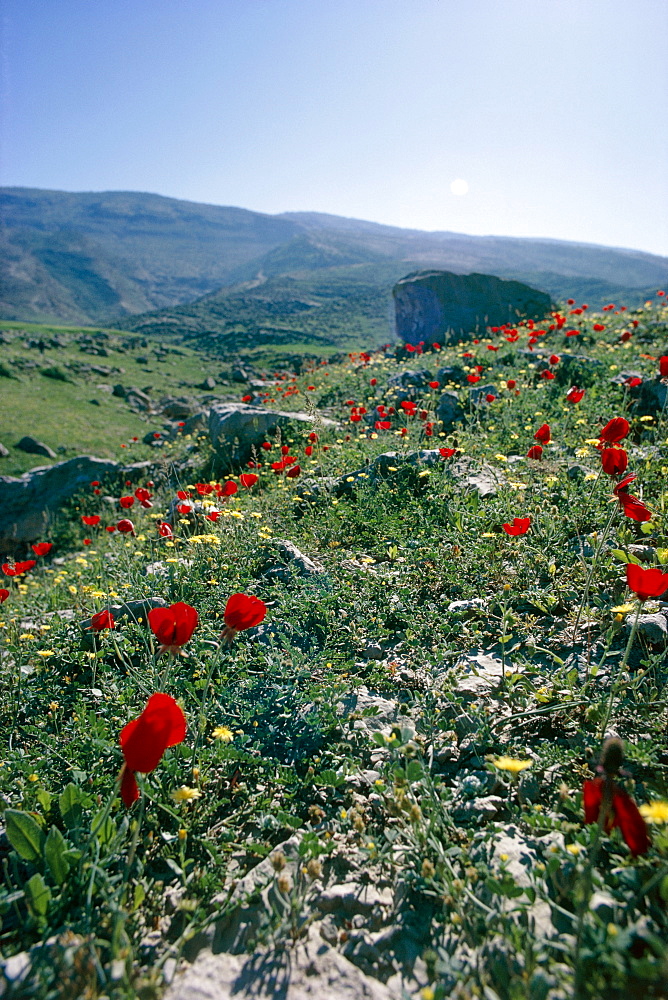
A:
[1, 294, 668, 999]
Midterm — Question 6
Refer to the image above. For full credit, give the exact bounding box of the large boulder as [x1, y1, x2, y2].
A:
[208, 403, 335, 470]
[393, 270, 553, 345]
[0, 456, 150, 555]
[632, 377, 668, 418]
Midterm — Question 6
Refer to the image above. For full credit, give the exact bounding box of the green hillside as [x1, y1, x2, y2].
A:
[2, 188, 666, 331]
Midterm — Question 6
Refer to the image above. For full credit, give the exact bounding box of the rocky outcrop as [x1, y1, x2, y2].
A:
[208, 403, 335, 471]
[393, 271, 552, 345]
[0, 456, 151, 555]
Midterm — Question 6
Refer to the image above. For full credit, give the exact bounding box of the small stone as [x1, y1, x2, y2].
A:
[15, 436, 56, 459]
[627, 611, 668, 648]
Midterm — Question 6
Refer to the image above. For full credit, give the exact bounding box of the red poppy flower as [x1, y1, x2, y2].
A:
[304, 445, 313, 457]
[616, 491, 652, 523]
[502, 517, 531, 536]
[619, 330, 632, 342]
[82, 515, 101, 526]
[241, 395, 252, 402]
[0, 589, 9, 603]
[526, 445, 543, 460]
[31, 542, 53, 556]
[239, 474, 258, 489]
[484, 394, 496, 404]
[116, 519, 135, 535]
[625, 377, 642, 388]
[660, 357, 668, 377]
[540, 370, 555, 380]
[428, 381, 440, 389]
[2, 561, 36, 577]
[549, 355, 560, 365]
[439, 447, 457, 459]
[534, 423, 551, 444]
[506, 379, 517, 389]
[90, 610, 115, 631]
[148, 602, 199, 655]
[626, 563, 668, 602]
[600, 447, 628, 477]
[583, 777, 649, 856]
[119, 693, 187, 807]
[566, 387, 585, 404]
[599, 417, 630, 444]
[567, 298, 575, 305]
[218, 481, 238, 497]
[135, 488, 152, 503]
[375, 420, 391, 430]
[467, 375, 481, 384]
[219, 592, 267, 644]
[119, 495, 135, 509]
[370, 378, 377, 386]
[158, 522, 173, 538]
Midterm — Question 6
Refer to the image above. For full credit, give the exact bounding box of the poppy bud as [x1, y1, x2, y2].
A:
[599, 737, 625, 775]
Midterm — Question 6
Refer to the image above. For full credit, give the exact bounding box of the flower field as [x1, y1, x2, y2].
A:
[1, 293, 668, 1000]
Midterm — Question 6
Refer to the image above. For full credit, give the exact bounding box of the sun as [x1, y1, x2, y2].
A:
[450, 178, 469, 196]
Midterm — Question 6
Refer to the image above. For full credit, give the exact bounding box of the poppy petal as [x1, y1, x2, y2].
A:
[612, 788, 651, 856]
[583, 778, 604, 824]
[121, 767, 140, 807]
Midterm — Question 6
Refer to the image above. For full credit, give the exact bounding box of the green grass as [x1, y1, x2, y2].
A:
[0, 322, 226, 476]
[1, 295, 668, 999]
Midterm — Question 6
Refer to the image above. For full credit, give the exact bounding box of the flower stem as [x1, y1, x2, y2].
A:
[190, 646, 226, 769]
[597, 602, 642, 740]
[572, 505, 618, 671]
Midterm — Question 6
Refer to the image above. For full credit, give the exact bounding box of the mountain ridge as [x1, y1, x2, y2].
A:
[1, 187, 666, 335]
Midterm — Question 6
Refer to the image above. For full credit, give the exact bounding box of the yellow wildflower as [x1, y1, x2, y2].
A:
[212, 725, 234, 743]
[639, 800, 668, 824]
[492, 757, 532, 773]
[171, 786, 202, 804]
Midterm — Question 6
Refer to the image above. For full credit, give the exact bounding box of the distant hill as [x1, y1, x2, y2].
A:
[1, 188, 666, 341]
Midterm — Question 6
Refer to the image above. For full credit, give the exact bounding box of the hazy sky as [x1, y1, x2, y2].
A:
[2, 0, 667, 255]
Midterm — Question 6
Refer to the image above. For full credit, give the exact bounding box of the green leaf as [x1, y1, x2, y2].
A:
[657, 548, 668, 565]
[133, 882, 146, 910]
[25, 873, 51, 917]
[314, 769, 345, 787]
[371, 731, 387, 748]
[92, 810, 116, 848]
[44, 826, 70, 885]
[36, 790, 52, 813]
[275, 811, 301, 830]
[59, 783, 84, 830]
[4, 809, 45, 862]
[610, 549, 630, 563]
[406, 760, 423, 784]
[659, 875, 668, 902]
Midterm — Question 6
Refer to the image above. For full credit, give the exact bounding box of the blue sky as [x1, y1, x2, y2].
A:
[1, 0, 667, 255]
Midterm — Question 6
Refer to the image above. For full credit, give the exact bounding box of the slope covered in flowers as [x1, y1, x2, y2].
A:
[1, 293, 668, 1000]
